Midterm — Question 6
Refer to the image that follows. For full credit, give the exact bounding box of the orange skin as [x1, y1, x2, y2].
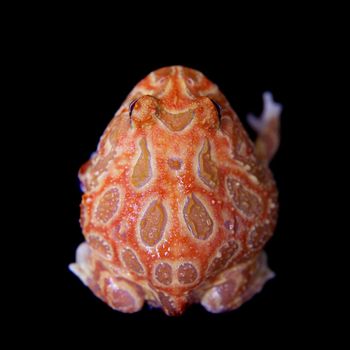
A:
[70, 66, 281, 315]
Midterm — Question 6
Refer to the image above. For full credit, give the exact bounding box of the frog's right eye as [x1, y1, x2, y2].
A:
[210, 99, 222, 120]
[129, 98, 140, 117]
[129, 95, 159, 128]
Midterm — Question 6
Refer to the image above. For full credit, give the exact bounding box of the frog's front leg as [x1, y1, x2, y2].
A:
[201, 252, 274, 313]
[69, 243, 145, 313]
[247, 92, 282, 164]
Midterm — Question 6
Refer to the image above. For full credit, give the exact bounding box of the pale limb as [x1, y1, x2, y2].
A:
[247, 92, 282, 164]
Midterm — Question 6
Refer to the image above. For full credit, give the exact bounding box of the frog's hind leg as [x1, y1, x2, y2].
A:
[69, 242, 145, 313]
[200, 252, 274, 313]
[247, 92, 282, 164]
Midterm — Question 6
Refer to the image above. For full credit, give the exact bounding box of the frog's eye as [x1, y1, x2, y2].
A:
[210, 99, 222, 120]
[129, 98, 140, 117]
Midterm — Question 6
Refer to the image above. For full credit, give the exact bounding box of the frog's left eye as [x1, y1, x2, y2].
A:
[129, 98, 140, 117]
[210, 99, 222, 120]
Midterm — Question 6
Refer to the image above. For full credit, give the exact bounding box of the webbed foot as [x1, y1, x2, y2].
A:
[201, 252, 274, 313]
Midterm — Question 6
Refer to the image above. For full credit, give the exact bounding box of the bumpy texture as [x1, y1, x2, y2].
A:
[69, 66, 282, 315]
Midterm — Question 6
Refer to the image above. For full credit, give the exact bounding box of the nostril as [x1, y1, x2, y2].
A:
[187, 78, 195, 86]
[210, 99, 222, 120]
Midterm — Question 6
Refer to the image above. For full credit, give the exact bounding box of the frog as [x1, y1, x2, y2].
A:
[69, 66, 282, 315]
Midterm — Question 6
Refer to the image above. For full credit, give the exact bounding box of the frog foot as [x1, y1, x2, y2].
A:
[247, 92, 282, 164]
[69, 242, 145, 313]
[201, 252, 274, 313]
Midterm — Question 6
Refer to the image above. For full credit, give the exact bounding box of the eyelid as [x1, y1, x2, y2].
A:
[210, 99, 222, 119]
[129, 98, 139, 116]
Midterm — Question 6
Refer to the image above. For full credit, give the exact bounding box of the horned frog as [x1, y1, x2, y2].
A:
[69, 66, 282, 315]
